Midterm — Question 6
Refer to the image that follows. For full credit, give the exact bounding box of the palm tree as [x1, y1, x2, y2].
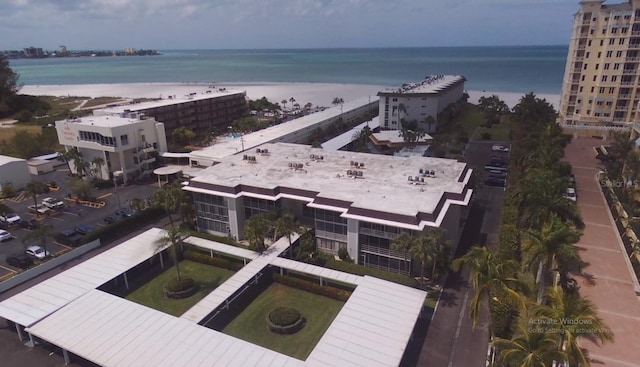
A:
[424, 115, 436, 133]
[408, 229, 450, 286]
[90, 157, 105, 179]
[332, 97, 344, 115]
[244, 214, 269, 253]
[289, 97, 296, 109]
[24, 181, 45, 216]
[391, 232, 415, 275]
[0, 202, 13, 219]
[493, 316, 566, 367]
[532, 287, 613, 366]
[60, 147, 88, 178]
[155, 226, 188, 281]
[281, 99, 288, 111]
[523, 215, 582, 303]
[23, 223, 55, 261]
[151, 182, 186, 226]
[129, 197, 145, 213]
[172, 127, 196, 146]
[274, 212, 299, 259]
[452, 246, 525, 328]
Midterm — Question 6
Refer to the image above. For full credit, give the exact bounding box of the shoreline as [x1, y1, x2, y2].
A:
[20, 82, 560, 110]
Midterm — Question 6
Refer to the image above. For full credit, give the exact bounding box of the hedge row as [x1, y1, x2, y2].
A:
[182, 249, 244, 271]
[82, 207, 167, 245]
[324, 259, 419, 288]
[186, 230, 240, 247]
[272, 273, 351, 302]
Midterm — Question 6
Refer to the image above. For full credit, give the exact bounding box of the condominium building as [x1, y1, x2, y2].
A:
[377, 75, 466, 133]
[55, 112, 167, 184]
[93, 89, 247, 138]
[560, 0, 640, 126]
[184, 143, 472, 275]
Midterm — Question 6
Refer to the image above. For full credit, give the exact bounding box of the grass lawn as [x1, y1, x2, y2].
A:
[473, 123, 511, 142]
[454, 104, 485, 136]
[125, 260, 234, 316]
[223, 283, 345, 360]
[0, 125, 43, 142]
[83, 97, 124, 108]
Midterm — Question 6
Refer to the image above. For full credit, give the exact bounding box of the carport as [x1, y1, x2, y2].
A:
[0, 228, 168, 348]
[153, 166, 183, 187]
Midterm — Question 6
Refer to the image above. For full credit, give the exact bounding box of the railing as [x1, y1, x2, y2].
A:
[619, 94, 632, 99]
[627, 57, 640, 61]
[623, 69, 638, 74]
[621, 82, 636, 86]
[574, 56, 584, 62]
[315, 229, 347, 242]
[560, 123, 631, 131]
[360, 244, 408, 260]
[632, 31, 640, 35]
[359, 227, 399, 240]
[616, 106, 629, 111]
[359, 260, 409, 276]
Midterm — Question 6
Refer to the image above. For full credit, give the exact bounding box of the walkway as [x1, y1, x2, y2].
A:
[180, 234, 298, 323]
[564, 137, 640, 367]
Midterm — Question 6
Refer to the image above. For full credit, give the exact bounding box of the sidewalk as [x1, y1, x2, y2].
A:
[564, 137, 640, 367]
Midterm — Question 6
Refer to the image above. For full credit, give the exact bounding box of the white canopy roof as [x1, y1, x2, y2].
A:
[0, 228, 166, 327]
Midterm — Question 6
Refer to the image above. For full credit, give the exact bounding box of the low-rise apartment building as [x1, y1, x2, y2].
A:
[55, 112, 167, 184]
[377, 75, 466, 133]
[184, 142, 472, 275]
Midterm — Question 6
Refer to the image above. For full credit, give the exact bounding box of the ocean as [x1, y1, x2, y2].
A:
[8, 46, 568, 94]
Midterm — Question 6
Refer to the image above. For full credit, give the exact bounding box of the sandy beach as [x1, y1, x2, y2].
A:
[20, 82, 560, 110]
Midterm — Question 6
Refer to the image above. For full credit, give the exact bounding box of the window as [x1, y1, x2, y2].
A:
[120, 134, 129, 146]
[597, 52, 601, 58]
[581, 75, 586, 81]
[593, 75, 597, 82]
[591, 87, 595, 93]
[619, 38, 625, 45]
[600, 40, 604, 46]
[623, 27, 629, 33]
[609, 38, 616, 45]
[579, 86, 584, 92]
[612, 75, 618, 82]
[602, 75, 607, 82]
[599, 87, 606, 93]
[588, 40, 593, 46]
[615, 63, 621, 70]
[609, 87, 616, 93]
[604, 63, 610, 70]
[612, 28, 618, 34]
[595, 64, 599, 70]
[617, 51, 624, 57]
[607, 51, 613, 58]
[584, 63, 589, 70]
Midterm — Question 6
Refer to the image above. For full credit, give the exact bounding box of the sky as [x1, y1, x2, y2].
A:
[1, 0, 580, 50]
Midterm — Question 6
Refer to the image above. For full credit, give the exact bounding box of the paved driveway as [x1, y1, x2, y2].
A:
[564, 137, 640, 367]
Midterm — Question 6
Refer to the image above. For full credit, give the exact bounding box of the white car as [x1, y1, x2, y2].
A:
[42, 197, 65, 210]
[0, 213, 22, 226]
[0, 229, 13, 242]
[28, 204, 50, 215]
[492, 145, 510, 153]
[25, 245, 50, 259]
[565, 188, 577, 201]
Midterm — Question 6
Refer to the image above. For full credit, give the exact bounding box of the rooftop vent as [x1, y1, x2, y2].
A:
[243, 155, 248, 160]
[408, 176, 413, 182]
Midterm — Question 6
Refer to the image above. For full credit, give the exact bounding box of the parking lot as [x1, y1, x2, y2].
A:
[0, 166, 160, 277]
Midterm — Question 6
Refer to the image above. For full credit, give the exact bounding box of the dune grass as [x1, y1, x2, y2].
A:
[125, 260, 234, 316]
[223, 283, 345, 360]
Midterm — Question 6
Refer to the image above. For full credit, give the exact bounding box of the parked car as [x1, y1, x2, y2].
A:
[42, 197, 65, 210]
[55, 230, 84, 247]
[19, 219, 39, 230]
[485, 164, 508, 172]
[25, 245, 50, 259]
[0, 229, 13, 242]
[485, 177, 506, 187]
[565, 188, 577, 201]
[115, 208, 137, 218]
[491, 144, 510, 153]
[74, 224, 95, 235]
[103, 215, 121, 224]
[488, 159, 508, 168]
[6, 253, 33, 269]
[28, 205, 51, 215]
[0, 213, 22, 226]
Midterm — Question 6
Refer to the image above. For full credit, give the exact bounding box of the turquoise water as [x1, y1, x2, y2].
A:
[9, 46, 568, 94]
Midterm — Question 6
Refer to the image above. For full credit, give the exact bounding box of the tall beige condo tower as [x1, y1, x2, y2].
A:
[560, 0, 640, 126]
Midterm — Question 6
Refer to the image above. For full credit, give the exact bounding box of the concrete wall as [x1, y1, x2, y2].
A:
[0, 160, 30, 190]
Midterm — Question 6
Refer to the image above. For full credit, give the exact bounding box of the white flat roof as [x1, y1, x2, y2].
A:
[58, 114, 156, 128]
[189, 142, 470, 220]
[371, 130, 432, 145]
[0, 154, 26, 165]
[185, 236, 259, 260]
[378, 75, 465, 95]
[306, 276, 426, 367]
[93, 89, 246, 115]
[180, 234, 297, 323]
[270, 257, 362, 285]
[0, 228, 166, 327]
[321, 117, 380, 151]
[189, 96, 378, 162]
[26, 290, 303, 367]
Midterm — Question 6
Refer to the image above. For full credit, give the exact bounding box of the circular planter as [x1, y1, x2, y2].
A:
[266, 307, 305, 335]
[164, 277, 198, 299]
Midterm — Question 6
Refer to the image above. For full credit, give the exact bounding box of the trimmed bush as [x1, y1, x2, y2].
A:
[324, 259, 419, 288]
[182, 249, 244, 271]
[267, 307, 305, 335]
[93, 179, 115, 189]
[272, 274, 351, 302]
[164, 277, 197, 299]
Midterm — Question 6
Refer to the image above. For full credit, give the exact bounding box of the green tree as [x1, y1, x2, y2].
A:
[0, 54, 20, 118]
[1, 182, 15, 198]
[172, 126, 197, 145]
[332, 97, 344, 115]
[452, 246, 526, 328]
[531, 287, 613, 366]
[493, 316, 566, 367]
[22, 223, 55, 261]
[523, 215, 582, 303]
[60, 147, 88, 178]
[408, 229, 450, 286]
[90, 157, 105, 179]
[155, 226, 189, 282]
[281, 99, 287, 111]
[244, 214, 269, 253]
[391, 232, 415, 275]
[0, 202, 13, 219]
[274, 212, 299, 259]
[151, 182, 186, 226]
[24, 181, 46, 215]
[68, 177, 93, 200]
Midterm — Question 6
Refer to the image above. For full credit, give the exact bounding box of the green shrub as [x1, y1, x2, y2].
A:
[268, 307, 302, 326]
[82, 207, 166, 245]
[165, 277, 195, 292]
[337, 247, 350, 261]
[481, 132, 492, 140]
[93, 179, 115, 189]
[187, 230, 240, 247]
[182, 249, 244, 271]
[272, 274, 351, 302]
[325, 259, 419, 288]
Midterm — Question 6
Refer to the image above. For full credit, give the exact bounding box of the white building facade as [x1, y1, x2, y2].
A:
[55, 113, 167, 183]
[0, 155, 30, 191]
[378, 75, 466, 133]
[184, 143, 472, 275]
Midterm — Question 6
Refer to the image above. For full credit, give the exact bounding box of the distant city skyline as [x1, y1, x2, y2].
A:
[1, 0, 579, 50]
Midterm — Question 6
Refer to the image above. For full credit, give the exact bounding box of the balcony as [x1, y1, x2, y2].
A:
[137, 142, 155, 154]
[623, 69, 638, 74]
[619, 94, 632, 99]
[315, 229, 347, 242]
[633, 31, 640, 35]
[359, 227, 399, 240]
[140, 157, 156, 165]
[627, 57, 640, 62]
[621, 82, 637, 86]
[360, 244, 408, 261]
[616, 106, 629, 111]
[577, 45, 586, 50]
[574, 56, 584, 62]
[630, 44, 640, 49]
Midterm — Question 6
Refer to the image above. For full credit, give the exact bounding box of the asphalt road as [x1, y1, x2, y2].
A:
[415, 140, 507, 367]
[0, 166, 161, 276]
